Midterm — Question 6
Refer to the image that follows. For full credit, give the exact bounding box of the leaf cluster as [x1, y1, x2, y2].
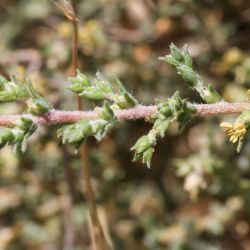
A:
[159, 43, 222, 104]
[131, 91, 196, 167]
[0, 117, 37, 153]
[0, 76, 52, 152]
[58, 72, 138, 147]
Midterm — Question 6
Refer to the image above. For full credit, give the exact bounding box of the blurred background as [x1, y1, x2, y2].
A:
[0, 0, 250, 249]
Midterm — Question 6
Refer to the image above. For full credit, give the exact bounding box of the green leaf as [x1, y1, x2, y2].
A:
[58, 120, 92, 147]
[80, 88, 106, 101]
[0, 128, 14, 148]
[153, 119, 170, 138]
[170, 43, 183, 61]
[68, 70, 91, 93]
[131, 135, 152, 154]
[160, 44, 223, 103]
[182, 45, 193, 67]
[95, 102, 115, 121]
[0, 79, 27, 102]
[27, 98, 52, 115]
[142, 147, 154, 168]
[177, 65, 198, 87]
[95, 71, 113, 93]
[159, 55, 179, 66]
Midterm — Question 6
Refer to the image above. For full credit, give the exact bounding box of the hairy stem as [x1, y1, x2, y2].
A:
[1, 102, 250, 126]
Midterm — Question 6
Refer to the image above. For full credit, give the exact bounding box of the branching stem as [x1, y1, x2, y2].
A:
[1, 102, 250, 126]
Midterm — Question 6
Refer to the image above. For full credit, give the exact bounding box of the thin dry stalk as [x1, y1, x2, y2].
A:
[52, 1, 77, 249]
[62, 1, 111, 249]
[60, 185, 75, 250]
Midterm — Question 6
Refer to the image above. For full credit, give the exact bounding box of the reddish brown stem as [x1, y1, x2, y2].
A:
[1, 102, 250, 126]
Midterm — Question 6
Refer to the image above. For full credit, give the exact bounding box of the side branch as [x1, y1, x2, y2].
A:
[1, 102, 250, 126]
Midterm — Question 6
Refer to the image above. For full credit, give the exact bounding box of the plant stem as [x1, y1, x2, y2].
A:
[72, 20, 82, 110]
[70, 6, 107, 250]
[1, 102, 250, 126]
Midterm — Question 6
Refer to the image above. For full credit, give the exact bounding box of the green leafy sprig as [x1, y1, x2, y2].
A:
[58, 72, 138, 148]
[58, 102, 117, 147]
[25, 81, 52, 115]
[0, 76, 27, 102]
[159, 43, 222, 104]
[2, 43, 244, 168]
[68, 70, 137, 108]
[131, 91, 197, 168]
[0, 75, 52, 152]
[0, 117, 37, 153]
[0, 76, 52, 115]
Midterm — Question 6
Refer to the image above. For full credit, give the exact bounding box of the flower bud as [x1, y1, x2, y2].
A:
[68, 70, 91, 93]
[113, 78, 138, 108]
[27, 98, 51, 115]
[94, 121, 115, 141]
[11, 128, 25, 144]
[95, 102, 114, 121]
[157, 102, 172, 118]
[114, 95, 128, 109]
[170, 43, 183, 61]
[159, 55, 179, 66]
[182, 45, 193, 67]
[177, 65, 198, 87]
[169, 92, 182, 111]
[16, 117, 37, 134]
[91, 120, 108, 141]
[59, 120, 92, 146]
[177, 112, 192, 129]
[80, 88, 106, 101]
[0, 128, 14, 148]
[90, 120, 105, 134]
[68, 82, 84, 93]
[124, 92, 137, 107]
[11, 129, 26, 153]
[96, 72, 113, 93]
[10, 118, 37, 153]
[153, 119, 170, 138]
[77, 120, 92, 137]
[116, 92, 138, 109]
[63, 127, 82, 144]
[142, 147, 154, 168]
[0, 81, 26, 102]
[131, 135, 151, 154]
